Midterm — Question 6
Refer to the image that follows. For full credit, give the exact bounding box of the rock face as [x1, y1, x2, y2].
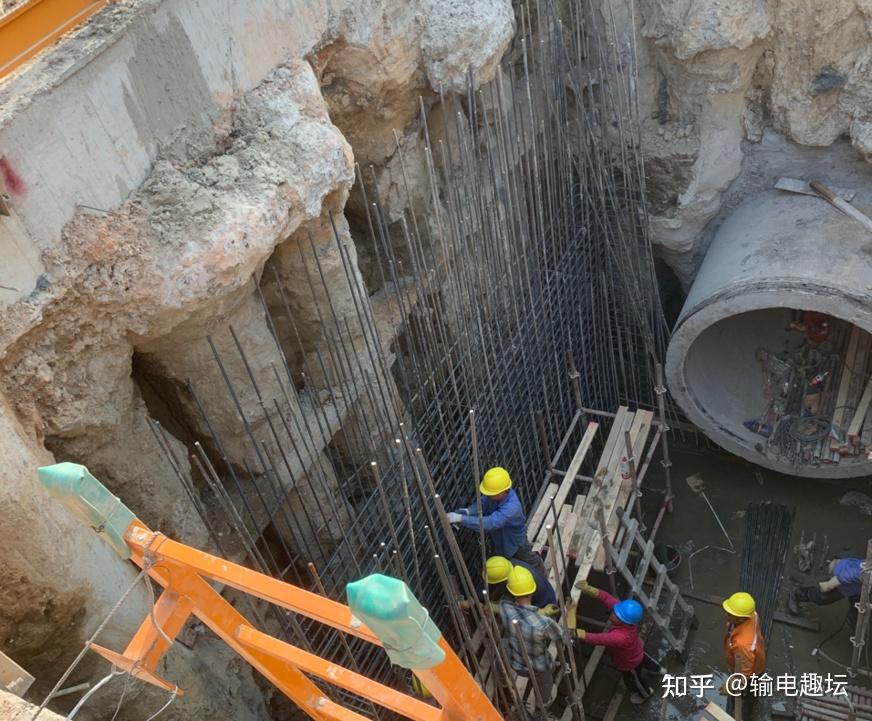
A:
[0, 0, 516, 718]
[604, 0, 872, 283]
[420, 0, 515, 92]
[642, 0, 770, 59]
[1, 688, 65, 721]
[0, 58, 355, 552]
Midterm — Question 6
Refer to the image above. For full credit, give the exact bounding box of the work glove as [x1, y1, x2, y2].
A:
[458, 598, 472, 612]
[489, 601, 501, 615]
[576, 580, 599, 597]
[819, 576, 841, 593]
[576, 629, 586, 640]
[538, 604, 560, 617]
[446, 512, 463, 525]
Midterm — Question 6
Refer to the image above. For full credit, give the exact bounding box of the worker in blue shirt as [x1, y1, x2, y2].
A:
[789, 557, 867, 618]
[446, 467, 546, 574]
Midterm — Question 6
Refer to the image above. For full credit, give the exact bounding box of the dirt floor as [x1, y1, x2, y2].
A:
[581, 440, 872, 720]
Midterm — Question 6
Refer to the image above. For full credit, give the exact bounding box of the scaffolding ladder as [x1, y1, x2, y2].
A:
[600, 506, 694, 654]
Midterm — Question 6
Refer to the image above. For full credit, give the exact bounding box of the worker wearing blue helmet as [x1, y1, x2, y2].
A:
[575, 580, 663, 704]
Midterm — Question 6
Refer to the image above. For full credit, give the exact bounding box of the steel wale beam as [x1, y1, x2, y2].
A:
[124, 523, 381, 646]
[0, 0, 110, 78]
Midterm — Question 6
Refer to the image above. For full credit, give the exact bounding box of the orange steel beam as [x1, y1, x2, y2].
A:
[416, 637, 503, 721]
[235, 625, 444, 721]
[122, 590, 193, 670]
[124, 524, 382, 645]
[133, 553, 364, 721]
[112, 521, 501, 721]
[0, 0, 110, 79]
[89, 588, 194, 693]
[39, 464, 504, 721]
[87, 643, 181, 694]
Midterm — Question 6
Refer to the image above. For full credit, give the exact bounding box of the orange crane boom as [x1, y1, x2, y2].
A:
[38, 462, 502, 721]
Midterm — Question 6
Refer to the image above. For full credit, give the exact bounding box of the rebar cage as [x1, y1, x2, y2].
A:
[144, 0, 669, 715]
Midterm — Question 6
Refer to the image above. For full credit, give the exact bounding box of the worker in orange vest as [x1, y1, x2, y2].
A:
[722, 592, 766, 718]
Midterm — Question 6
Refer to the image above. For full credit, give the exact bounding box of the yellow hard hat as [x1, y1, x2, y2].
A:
[506, 566, 536, 597]
[480, 467, 512, 496]
[411, 674, 431, 699]
[722, 592, 756, 617]
[485, 556, 513, 584]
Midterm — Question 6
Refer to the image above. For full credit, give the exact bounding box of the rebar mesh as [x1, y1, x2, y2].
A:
[148, 0, 670, 715]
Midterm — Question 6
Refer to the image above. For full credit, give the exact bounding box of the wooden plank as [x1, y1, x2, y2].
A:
[567, 407, 631, 560]
[0, 650, 34, 696]
[848, 376, 872, 442]
[844, 331, 871, 448]
[533, 503, 570, 554]
[526, 482, 559, 545]
[530, 422, 599, 542]
[593, 411, 653, 570]
[572, 493, 586, 518]
[704, 702, 736, 721]
[602, 691, 625, 721]
[582, 645, 604, 685]
[546, 508, 577, 589]
[834, 326, 861, 433]
[571, 410, 651, 600]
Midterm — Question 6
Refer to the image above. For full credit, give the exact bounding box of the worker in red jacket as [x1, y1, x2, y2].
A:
[575, 581, 662, 704]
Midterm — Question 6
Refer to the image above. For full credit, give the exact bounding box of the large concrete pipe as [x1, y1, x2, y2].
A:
[666, 190, 872, 478]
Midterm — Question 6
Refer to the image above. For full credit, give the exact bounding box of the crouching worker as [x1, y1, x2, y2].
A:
[789, 557, 865, 622]
[447, 467, 546, 574]
[499, 566, 570, 716]
[575, 580, 661, 704]
[483, 556, 558, 613]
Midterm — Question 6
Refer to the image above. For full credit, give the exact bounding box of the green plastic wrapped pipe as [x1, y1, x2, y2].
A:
[346, 573, 445, 669]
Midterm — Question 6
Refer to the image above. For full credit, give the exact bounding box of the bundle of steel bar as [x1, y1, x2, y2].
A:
[142, 0, 670, 713]
[739, 502, 793, 639]
[798, 684, 872, 721]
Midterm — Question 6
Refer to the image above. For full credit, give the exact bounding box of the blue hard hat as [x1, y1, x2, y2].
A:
[614, 599, 643, 625]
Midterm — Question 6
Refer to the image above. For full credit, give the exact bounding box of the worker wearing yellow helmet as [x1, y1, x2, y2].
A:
[483, 555, 558, 611]
[498, 566, 570, 712]
[446, 467, 546, 574]
[722, 591, 766, 717]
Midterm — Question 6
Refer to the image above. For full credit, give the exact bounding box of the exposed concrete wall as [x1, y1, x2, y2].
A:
[0, 0, 347, 311]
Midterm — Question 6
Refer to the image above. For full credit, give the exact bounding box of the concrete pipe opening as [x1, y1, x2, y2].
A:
[666, 190, 872, 478]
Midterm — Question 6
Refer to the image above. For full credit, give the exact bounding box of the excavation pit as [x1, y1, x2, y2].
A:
[667, 191, 872, 478]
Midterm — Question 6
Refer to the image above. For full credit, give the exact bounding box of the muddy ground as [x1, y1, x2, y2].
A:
[581, 440, 872, 720]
